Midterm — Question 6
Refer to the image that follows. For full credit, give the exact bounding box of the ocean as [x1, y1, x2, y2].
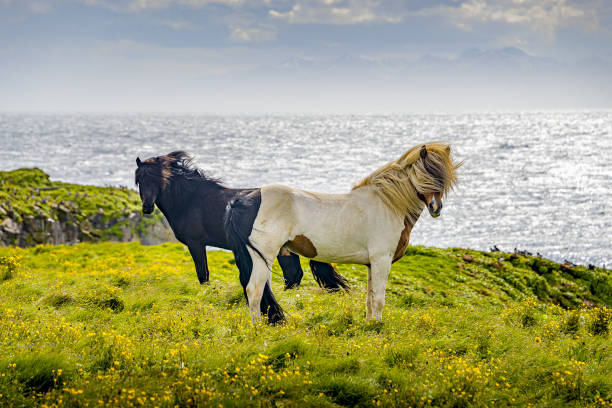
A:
[1, 111, 610, 266]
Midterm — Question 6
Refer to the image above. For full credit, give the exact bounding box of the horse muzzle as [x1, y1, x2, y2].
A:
[428, 200, 442, 218]
[142, 205, 154, 215]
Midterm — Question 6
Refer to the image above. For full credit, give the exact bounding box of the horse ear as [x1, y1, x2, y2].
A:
[136, 157, 142, 167]
[420, 145, 427, 160]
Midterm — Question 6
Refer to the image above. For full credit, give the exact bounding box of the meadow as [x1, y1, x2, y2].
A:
[0, 242, 610, 407]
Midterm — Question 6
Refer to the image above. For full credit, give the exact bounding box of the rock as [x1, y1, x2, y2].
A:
[121, 226, 135, 242]
[48, 219, 64, 244]
[32, 229, 51, 244]
[53, 202, 73, 222]
[58, 203, 71, 214]
[561, 263, 574, 273]
[21, 215, 52, 244]
[462, 254, 474, 263]
[139, 216, 176, 245]
[1, 218, 21, 235]
[0, 203, 174, 248]
[91, 213, 106, 229]
[80, 219, 93, 233]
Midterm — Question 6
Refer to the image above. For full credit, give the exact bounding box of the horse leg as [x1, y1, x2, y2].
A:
[187, 242, 209, 284]
[277, 252, 304, 289]
[245, 248, 271, 323]
[366, 265, 373, 320]
[369, 257, 392, 321]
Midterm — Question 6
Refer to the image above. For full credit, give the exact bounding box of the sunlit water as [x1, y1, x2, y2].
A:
[1, 112, 610, 266]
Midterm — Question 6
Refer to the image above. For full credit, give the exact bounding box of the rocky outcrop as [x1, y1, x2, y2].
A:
[0, 205, 176, 247]
[0, 168, 176, 248]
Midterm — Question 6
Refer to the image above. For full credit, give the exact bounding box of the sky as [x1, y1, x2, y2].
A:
[1, 0, 612, 113]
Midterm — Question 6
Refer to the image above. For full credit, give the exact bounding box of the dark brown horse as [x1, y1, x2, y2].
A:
[135, 151, 348, 290]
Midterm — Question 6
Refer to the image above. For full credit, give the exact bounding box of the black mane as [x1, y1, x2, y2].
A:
[136, 151, 225, 192]
[165, 151, 224, 188]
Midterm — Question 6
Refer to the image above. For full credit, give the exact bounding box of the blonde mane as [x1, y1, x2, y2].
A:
[352, 142, 461, 224]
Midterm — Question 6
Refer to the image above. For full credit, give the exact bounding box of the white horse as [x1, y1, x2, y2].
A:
[224, 142, 460, 324]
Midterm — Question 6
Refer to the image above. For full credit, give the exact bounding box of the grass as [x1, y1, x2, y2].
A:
[0, 242, 610, 407]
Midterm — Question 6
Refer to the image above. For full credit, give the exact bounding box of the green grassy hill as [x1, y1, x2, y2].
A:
[0, 168, 140, 223]
[0, 243, 610, 407]
[0, 168, 172, 246]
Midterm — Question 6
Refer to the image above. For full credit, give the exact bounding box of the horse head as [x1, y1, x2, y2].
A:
[134, 155, 173, 214]
[416, 143, 460, 219]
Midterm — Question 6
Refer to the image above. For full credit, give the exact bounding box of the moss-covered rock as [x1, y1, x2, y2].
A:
[0, 168, 175, 246]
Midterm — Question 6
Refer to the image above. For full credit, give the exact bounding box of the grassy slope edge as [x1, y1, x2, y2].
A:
[0, 168, 166, 244]
[0, 168, 140, 223]
[0, 243, 610, 407]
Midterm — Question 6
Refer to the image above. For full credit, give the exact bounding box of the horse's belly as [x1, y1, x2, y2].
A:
[289, 228, 371, 263]
[290, 207, 371, 264]
[313, 248, 370, 265]
[284, 232, 369, 264]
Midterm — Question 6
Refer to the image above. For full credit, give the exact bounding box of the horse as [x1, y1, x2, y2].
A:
[224, 142, 460, 324]
[134, 151, 348, 290]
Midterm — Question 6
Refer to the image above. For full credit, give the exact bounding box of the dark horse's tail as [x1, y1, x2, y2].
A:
[224, 192, 285, 324]
[279, 252, 349, 291]
[309, 260, 350, 291]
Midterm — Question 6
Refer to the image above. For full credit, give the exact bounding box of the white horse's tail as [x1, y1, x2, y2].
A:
[224, 192, 285, 324]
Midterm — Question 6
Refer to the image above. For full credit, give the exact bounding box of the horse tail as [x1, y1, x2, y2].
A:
[309, 260, 350, 291]
[224, 192, 285, 324]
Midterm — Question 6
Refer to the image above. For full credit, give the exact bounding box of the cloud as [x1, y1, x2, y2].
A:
[157, 19, 197, 30]
[268, 0, 403, 24]
[494, 34, 528, 48]
[0, 0, 53, 12]
[27, 1, 52, 13]
[417, 0, 603, 39]
[82, 0, 248, 12]
[128, 0, 244, 11]
[33, 0, 607, 38]
[229, 24, 277, 42]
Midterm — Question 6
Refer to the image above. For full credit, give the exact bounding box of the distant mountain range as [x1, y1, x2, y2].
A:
[241, 47, 612, 80]
[173, 47, 611, 112]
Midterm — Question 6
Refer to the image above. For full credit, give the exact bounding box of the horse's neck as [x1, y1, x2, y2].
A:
[155, 191, 180, 224]
[155, 185, 197, 221]
[155, 183, 226, 224]
[352, 185, 423, 226]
